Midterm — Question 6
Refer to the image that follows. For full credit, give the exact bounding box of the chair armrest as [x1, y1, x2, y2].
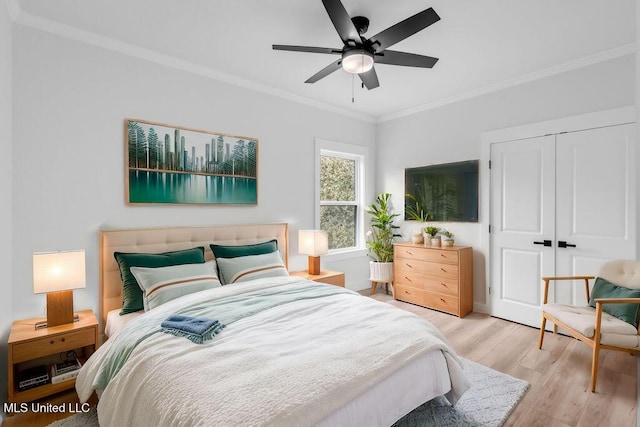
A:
[594, 298, 640, 304]
[541, 276, 596, 304]
[541, 276, 596, 281]
[593, 298, 640, 341]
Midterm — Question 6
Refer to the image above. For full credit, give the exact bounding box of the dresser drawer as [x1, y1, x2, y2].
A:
[421, 249, 459, 265]
[423, 277, 459, 296]
[395, 259, 427, 277]
[394, 285, 425, 306]
[424, 262, 459, 280]
[393, 270, 425, 289]
[425, 292, 459, 315]
[394, 245, 426, 261]
[12, 328, 95, 363]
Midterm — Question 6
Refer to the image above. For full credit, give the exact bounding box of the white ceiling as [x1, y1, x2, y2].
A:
[15, 0, 636, 121]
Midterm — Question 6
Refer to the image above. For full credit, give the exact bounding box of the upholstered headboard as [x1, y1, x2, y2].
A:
[99, 223, 289, 332]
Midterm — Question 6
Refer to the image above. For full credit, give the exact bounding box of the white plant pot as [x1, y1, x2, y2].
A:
[369, 261, 394, 282]
[431, 238, 441, 247]
[442, 239, 454, 247]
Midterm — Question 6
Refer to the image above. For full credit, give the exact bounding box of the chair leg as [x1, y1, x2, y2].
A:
[371, 281, 376, 295]
[538, 317, 547, 349]
[590, 343, 600, 393]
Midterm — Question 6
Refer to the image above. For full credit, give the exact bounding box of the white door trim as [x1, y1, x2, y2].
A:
[479, 105, 636, 314]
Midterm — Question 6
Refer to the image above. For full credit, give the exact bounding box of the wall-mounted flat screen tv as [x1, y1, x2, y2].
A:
[404, 160, 479, 222]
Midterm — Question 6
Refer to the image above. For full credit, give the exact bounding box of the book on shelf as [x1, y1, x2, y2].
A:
[18, 365, 49, 391]
[51, 358, 82, 384]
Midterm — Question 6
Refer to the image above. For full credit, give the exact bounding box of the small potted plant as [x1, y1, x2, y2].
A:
[366, 193, 401, 282]
[441, 229, 454, 247]
[423, 225, 440, 247]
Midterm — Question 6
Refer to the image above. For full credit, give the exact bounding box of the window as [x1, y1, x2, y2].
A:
[316, 140, 365, 253]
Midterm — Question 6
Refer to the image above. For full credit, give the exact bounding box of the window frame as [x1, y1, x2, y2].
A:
[315, 138, 366, 256]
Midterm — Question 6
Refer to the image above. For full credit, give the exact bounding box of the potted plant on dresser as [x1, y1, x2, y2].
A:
[423, 225, 440, 247]
[366, 193, 400, 286]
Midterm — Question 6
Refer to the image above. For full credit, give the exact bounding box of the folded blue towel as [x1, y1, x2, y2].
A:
[160, 314, 225, 344]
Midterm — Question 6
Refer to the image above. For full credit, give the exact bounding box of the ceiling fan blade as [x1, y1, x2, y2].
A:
[305, 59, 343, 84]
[321, 0, 362, 46]
[368, 7, 440, 52]
[273, 45, 342, 55]
[375, 50, 439, 68]
[358, 67, 380, 90]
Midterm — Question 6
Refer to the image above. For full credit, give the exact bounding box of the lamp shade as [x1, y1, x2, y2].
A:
[298, 230, 329, 256]
[33, 250, 86, 294]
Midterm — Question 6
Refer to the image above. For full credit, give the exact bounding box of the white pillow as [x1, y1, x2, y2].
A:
[130, 261, 221, 310]
[216, 251, 289, 285]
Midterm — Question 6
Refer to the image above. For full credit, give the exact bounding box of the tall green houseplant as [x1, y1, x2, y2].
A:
[366, 193, 400, 263]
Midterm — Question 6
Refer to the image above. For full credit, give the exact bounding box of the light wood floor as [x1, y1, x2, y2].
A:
[371, 292, 637, 427]
[4, 292, 637, 427]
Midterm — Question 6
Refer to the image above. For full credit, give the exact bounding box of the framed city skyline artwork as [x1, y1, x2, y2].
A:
[126, 119, 258, 205]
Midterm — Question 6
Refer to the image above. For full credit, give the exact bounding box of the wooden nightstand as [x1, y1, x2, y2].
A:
[8, 309, 98, 404]
[290, 270, 345, 287]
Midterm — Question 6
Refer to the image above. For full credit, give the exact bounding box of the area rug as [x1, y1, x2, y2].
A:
[48, 358, 528, 427]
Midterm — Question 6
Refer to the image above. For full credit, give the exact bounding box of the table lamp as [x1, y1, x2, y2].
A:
[33, 250, 86, 328]
[298, 230, 328, 275]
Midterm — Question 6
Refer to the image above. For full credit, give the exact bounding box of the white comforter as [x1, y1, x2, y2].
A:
[77, 277, 470, 426]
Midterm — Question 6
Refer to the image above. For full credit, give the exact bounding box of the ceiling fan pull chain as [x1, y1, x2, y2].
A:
[352, 73, 355, 103]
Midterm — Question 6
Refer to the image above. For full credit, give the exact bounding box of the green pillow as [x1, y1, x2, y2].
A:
[114, 247, 206, 314]
[209, 239, 278, 259]
[589, 277, 640, 327]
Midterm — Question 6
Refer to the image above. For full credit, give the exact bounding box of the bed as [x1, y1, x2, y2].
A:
[77, 223, 470, 426]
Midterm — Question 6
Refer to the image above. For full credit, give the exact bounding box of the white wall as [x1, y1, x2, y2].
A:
[11, 26, 376, 321]
[0, 0, 13, 411]
[375, 54, 636, 309]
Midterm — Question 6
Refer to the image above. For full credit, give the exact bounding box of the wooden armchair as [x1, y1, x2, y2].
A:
[538, 260, 640, 392]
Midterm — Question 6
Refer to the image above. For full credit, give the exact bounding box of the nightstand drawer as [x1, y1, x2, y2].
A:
[12, 328, 95, 363]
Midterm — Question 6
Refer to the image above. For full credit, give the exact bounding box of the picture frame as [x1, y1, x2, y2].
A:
[125, 119, 258, 205]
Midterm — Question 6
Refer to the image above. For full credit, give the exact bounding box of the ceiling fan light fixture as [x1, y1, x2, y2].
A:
[341, 49, 374, 74]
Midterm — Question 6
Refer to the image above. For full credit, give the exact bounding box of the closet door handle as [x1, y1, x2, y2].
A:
[558, 241, 576, 248]
[533, 240, 552, 247]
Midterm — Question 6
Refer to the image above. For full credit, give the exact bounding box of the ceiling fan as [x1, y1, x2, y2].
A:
[273, 0, 440, 90]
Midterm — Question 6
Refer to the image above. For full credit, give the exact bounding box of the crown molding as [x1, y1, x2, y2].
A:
[13, 9, 375, 124]
[5, 0, 21, 21]
[377, 42, 636, 123]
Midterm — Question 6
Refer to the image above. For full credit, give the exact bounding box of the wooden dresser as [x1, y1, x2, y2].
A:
[393, 242, 473, 317]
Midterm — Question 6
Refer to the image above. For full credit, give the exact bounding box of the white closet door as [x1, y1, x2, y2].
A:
[554, 124, 637, 306]
[490, 135, 556, 327]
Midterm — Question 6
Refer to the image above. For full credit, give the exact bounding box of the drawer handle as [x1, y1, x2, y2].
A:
[405, 277, 412, 283]
[61, 338, 65, 342]
[404, 290, 410, 294]
[440, 298, 447, 303]
[440, 282, 447, 288]
[406, 263, 413, 268]
[441, 268, 446, 272]
[50, 340, 54, 345]
[440, 253, 446, 257]
[406, 251, 413, 255]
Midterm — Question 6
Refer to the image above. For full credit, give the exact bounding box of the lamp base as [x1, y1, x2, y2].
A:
[308, 256, 321, 276]
[44, 290, 75, 328]
[35, 313, 80, 330]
